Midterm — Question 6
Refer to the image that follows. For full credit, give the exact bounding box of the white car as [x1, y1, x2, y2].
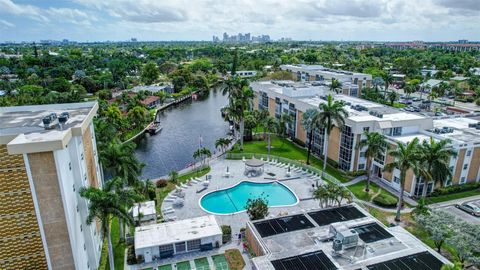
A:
[456, 202, 480, 217]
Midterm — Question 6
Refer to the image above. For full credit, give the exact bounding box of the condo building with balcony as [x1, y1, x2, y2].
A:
[280, 64, 372, 97]
[252, 80, 480, 198]
[0, 102, 103, 270]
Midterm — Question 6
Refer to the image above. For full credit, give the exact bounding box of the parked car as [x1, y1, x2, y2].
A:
[456, 202, 480, 216]
[412, 97, 421, 102]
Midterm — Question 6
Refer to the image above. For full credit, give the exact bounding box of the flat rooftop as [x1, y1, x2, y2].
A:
[134, 215, 222, 250]
[250, 204, 450, 270]
[280, 64, 371, 78]
[251, 80, 329, 98]
[131, 201, 156, 218]
[0, 102, 98, 153]
[430, 116, 480, 144]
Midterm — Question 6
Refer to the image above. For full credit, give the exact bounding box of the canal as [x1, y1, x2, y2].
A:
[135, 89, 229, 180]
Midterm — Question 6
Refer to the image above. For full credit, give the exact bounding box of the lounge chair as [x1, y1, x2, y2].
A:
[163, 209, 175, 214]
[196, 186, 208, 193]
[164, 198, 174, 202]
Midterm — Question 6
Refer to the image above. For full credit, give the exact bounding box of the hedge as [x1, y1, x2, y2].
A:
[373, 193, 398, 208]
[428, 182, 480, 197]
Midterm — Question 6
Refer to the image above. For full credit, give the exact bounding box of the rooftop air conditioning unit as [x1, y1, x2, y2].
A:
[468, 123, 477, 128]
[42, 113, 58, 130]
[58, 112, 70, 124]
[333, 229, 359, 250]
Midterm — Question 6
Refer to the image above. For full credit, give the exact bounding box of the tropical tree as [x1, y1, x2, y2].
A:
[357, 131, 388, 192]
[277, 112, 293, 143]
[80, 180, 134, 270]
[387, 90, 399, 106]
[330, 78, 342, 94]
[314, 183, 352, 208]
[263, 116, 278, 159]
[415, 210, 454, 253]
[313, 94, 348, 178]
[245, 196, 269, 220]
[418, 138, 456, 197]
[215, 137, 232, 154]
[382, 72, 394, 99]
[222, 77, 253, 150]
[99, 140, 144, 185]
[127, 105, 149, 128]
[384, 138, 424, 221]
[301, 108, 320, 165]
[169, 170, 179, 184]
[140, 61, 159, 84]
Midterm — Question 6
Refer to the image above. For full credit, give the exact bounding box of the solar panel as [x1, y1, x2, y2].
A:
[271, 250, 337, 270]
[307, 205, 366, 226]
[254, 214, 315, 237]
[352, 223, 393, 243]
[367, 251, 444, 270]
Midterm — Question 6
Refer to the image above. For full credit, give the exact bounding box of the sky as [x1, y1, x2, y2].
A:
[0, 0, 479, 42]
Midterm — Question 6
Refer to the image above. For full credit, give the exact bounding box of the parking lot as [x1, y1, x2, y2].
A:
[437, 199, 480, 225]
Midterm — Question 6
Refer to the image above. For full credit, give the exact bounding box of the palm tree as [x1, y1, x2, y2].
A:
[222, 77, 253, 150]
[277, 112, 293, 142]
[357, 131, 388, 192]
[169, 170, 179, 183]
[215, 138, 232, 153]
[301, 108, 320, 165]
[384, 138, 424, 222]
[387, 90, 399, 106]
[201, 147, 212, 165]
[80, 180, 134, 270]
[330, 78, 342, 94]
[313, 94, 348, 178]
[418, 138, 456, 197]
[382, 72, 394, 99]
[99, 140, 144, 185]
[263, 116, 278, 160]
[127, 105, 149, 128]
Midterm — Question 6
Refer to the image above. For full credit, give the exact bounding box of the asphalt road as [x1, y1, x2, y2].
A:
[435, 199, 480, 225]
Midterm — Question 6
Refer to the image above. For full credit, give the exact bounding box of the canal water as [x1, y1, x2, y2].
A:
[135, 89, 229, 180]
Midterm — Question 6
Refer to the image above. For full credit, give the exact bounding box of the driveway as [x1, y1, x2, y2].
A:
[432, 198, 480, 225]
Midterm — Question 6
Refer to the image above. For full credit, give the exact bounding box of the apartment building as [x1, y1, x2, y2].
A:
[247, 204, 450, 270]
[252, 80, 480, 198]
[0, 102, 103, 270]
[280, 64, 372, 97]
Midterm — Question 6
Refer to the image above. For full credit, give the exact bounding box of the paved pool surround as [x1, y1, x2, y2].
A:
[161, 158, 323, 234]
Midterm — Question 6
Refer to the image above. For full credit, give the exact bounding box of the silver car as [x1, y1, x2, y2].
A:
[456, 202, 480, 217]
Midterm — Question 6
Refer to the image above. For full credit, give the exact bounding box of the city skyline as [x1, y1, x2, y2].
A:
[0, 0, 479, 42]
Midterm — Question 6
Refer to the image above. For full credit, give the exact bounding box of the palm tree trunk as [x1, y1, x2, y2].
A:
[268, 133, 271, 160]
[422, 165, 432, 198]
[119, 218, 124, 242]
[240, 118, 245, 150]
[107, 224, 115, 270]
[307, 129, 313, 165]
[366, 158, 372, 192]
[395, 173, 406, 222]
[322, 129, 329, 178]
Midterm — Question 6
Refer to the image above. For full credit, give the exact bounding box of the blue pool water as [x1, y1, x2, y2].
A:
[200, 181, 298, 215]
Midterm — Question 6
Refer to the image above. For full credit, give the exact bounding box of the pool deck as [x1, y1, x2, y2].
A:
[161, 158, 324, 236]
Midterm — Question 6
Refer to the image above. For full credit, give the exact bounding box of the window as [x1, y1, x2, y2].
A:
[363, 127, 369, 133]
[69, 162, 72, 171]
[312, 128, 325, 157]
[358, 164, 365, 170]
[175, 242, 186, 253]
[80, 224, 83, 232]
[187, 239, 201, 251]
[81, 153, 84, 160]
[259, 92, 269, 110]
[73, 185, 75, 192]
[449, 166, 454, 172]
[392, 127, 402, 136]
[84, 244, 86, 250]
[349, 88, 358, 97]
[76, 205, 79, 212]
[460, 177, 466, 184]
[467, 150, 472, 156]
[463, 164, 468, 170]
[359, 152, 366, 158]
[393, 176, 400, 184]
[339, 126, 354, 171]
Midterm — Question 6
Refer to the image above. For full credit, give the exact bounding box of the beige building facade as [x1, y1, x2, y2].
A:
[0, 102, 103, 270]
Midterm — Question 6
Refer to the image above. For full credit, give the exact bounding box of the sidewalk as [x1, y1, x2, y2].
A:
[344, 175, 366, 186]
[369, 176, 418, 207]
[429, 195, 480, 209]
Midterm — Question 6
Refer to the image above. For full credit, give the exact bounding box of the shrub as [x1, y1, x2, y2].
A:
[221, 225, 232, 243]
[475, 98, 480, 106]
[428, 182, 480, 197]
[126, 245, 137, 265]
[156, 179, 168, 188]
[373, 193, 398, 208]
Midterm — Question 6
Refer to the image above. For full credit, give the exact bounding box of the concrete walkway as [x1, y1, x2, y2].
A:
[429, 195, 480, 209]
[344, 175, 366, 186]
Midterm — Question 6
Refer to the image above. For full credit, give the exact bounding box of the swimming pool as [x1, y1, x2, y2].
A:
[199, 181, 299, 215]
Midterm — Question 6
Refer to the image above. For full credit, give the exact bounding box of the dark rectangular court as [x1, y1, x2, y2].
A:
[307, 205, 366, 226]
[253, 214, 315, 238]
[271, 250, 337, 270]
[367, 251, 444, 270]
[353, 223, 393, 243]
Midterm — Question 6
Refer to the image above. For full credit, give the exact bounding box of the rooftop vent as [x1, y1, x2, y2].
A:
[42, 113, 58, 130]
[58, 112, 70, 124]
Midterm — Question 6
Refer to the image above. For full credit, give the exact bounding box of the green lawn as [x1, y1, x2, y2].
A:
[157, 264, 173, 270]
[230, 136, 353, 183]
[98, 217, 126, 270]
[176, 261, 192, 270]
[212, 254, 230, 270]
[156, 166, 211, 215]
[194, 257, 210, 270]
[348, 181, 382, 201]
[425, 189, 480, 204]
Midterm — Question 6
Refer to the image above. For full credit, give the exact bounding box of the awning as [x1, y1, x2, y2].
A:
[245, 157, 265, 167]
[378, 121, 393, 129]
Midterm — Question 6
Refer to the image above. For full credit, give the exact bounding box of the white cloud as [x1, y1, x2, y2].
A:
[0, 19, 15, 28]
[0, 0, 48, 21]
